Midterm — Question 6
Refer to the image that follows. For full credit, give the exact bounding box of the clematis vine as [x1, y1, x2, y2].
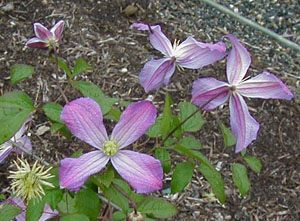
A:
[0, 118, 32, 163]
[131, 22, 226, 92]
[25, 20, 64, 51]
[0, 196, 58, 221]
[191, 34, 293, 153]
[59, 98, 163, 193]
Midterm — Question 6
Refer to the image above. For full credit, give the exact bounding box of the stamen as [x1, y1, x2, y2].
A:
[103, 141, 118, 156]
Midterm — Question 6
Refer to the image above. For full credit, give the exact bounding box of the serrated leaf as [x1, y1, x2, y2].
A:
[0, 203, 22, 221]
[220, 124, 236, 147]
[243, 156, 262, 173]
[155, 148, 171, 173]
[26, 199, 45, 221]
[10, 64, 35, 84]
[178, 136, 202, 149]
[49, 55, 72, 78]
[72, 81, 118, 114]
[61, 214, 89, 221]
[171, 162, 194, 193]
[75, 189, 102, 221]
[0, 91, 34, 143]
[138, 197, 177, 219]
[43, 103, 63, 123]
[72, 57, 92, 78]
[146, 115, 162, 138]
[232, 163, 250, 196]
[178, 101, 205, 132]
[161, 92, 173, 135]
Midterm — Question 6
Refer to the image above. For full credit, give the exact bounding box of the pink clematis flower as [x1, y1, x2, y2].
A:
[0, 118, 32, 163]
[131, 22, 226, 92]
[59, 98, 163, 193]
[0, 196, 58, 221]
[191, 34, 293, 153]
[25, 20, 65, 50]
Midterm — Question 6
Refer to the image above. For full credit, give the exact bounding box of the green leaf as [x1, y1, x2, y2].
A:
[170, 115, 182, 139]
[26, 199, 45, 221]
[171, 162, 194, 193]
[220, 124, 236, 147]
[92, 164, 115, 188]
[0, 91, 34, 143]
[49, 55, 72, 78]
[112, 179, 144, 204]
[72, 57, 92, 78]
[113, 211, 127, 221]
[198, 163, 226, 204]
[0, 203, 22, 221]
[60, 214, 90, 221]
[138, 197, 177, 219]
[178, 136, 202, 149]
[243, 156, 262, 173]
[0, 194, 5, 200]
[50, 122, 64, 134]
[43, 103, 63, 123]
[57, 192, 77, 214]
[104, 108, 121, 121]
[161, 92, 173, 135]
[232, 163, 250, 196]
[75, 189, 102, 221]
[72, 81, 118, 114]
[10, 64, 34, 84]
[155, 148, 171, 173]
[146, 115, 162, 138]
[178, 101, 205, 132]
[44, 189, 64, 210]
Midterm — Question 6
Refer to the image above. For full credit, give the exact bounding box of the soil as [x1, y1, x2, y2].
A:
[0, 0, 299, 220]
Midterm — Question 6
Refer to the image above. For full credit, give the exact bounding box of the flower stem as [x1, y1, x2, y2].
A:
[161, 89, 230, 145]
[112, 183, 137, 212]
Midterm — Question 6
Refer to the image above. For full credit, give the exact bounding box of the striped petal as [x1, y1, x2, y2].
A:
[111, 150, 163, 193]
[225, 34, 251, 84]
[61, 98, 109, 149]
[139, 58, 176, 92]
[237, 71, 294, 100]
[229, 93, 259, 153]
[0, 145, 13, 163]
[191, 78, 231, 111]
[25, 37, 48, 49]
[111, 101, 157, 149]
[13, 136, 32, 155]
[50, 20, 65, 42]
[59, 151, 109, 191]
[176, 37, 226, 69]
[33, 23, 52, 41]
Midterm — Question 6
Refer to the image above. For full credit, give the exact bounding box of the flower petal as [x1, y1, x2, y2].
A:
[7, 197, 26, 221]
[225, 34, 251, 84]
[13, 136, 32, 155]
[50, 20, 65, 42]
[229, 93, 259, 153]
[237, 71, 294, 100]
[139, 58, 176, 92]
[0, 145, 12, 163]
[111, 101, 157, 149]
[61, 98, 109, 149]
[131, 23, 172, 57]
[191, 78, 231, 111]
[33, 23, 52, 41]
[111, 150, 163, 193]
[59, 151, 109, 191]
[176, 37, 226, 69]
[25, 37, 48, 49]
[39, 204, 59, 221]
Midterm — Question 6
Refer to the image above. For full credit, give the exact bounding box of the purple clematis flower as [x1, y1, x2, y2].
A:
[0, 118, 32, 163]
[0, 196, 58, 221]
[191, 34, 293, 153]
[25, 20, 65, 50]
[59, 98, 163, 193]
[131, 22, 226, 92]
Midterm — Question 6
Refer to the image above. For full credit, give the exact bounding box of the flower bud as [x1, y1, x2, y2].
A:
[127, 211, 144, 221]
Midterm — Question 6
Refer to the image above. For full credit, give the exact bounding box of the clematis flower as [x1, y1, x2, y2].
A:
[191, 34, 293, 153]
[59, 98, 163, 193]
[0, 196, 58, 221]
[0, 118, 32, 163]
[131, 22, 226, 92]
[25, 20, 65, 50]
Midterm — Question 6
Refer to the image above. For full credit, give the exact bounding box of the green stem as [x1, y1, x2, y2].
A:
[200, 0, 300, 52]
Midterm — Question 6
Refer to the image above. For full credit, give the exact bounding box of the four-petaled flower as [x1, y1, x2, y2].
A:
[0, 118, 32, 164]
[59, 98, 163, 193]
[0, 196, 58, 221]
[191, 34, 293, 153]
[131, 22, 226, 92]
[25, 20, 65, 51]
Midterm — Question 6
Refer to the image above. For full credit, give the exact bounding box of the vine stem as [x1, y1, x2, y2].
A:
[112, 183, 137, 212]
[161, 88, 230, 145]
[200, 0, 300, 52]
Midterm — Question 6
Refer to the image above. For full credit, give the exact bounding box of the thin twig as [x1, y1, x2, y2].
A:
[112, 183, 137, 212]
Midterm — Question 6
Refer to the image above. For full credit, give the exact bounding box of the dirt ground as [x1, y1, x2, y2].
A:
[0, 0, 299, 220]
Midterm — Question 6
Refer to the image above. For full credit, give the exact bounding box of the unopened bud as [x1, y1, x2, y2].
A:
[127, 211, 144, 221]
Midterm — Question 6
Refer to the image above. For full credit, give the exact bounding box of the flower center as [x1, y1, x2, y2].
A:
[103, 141, 118, 156]
[47, 37, 59, 49]
[230, 85, 237, 92]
